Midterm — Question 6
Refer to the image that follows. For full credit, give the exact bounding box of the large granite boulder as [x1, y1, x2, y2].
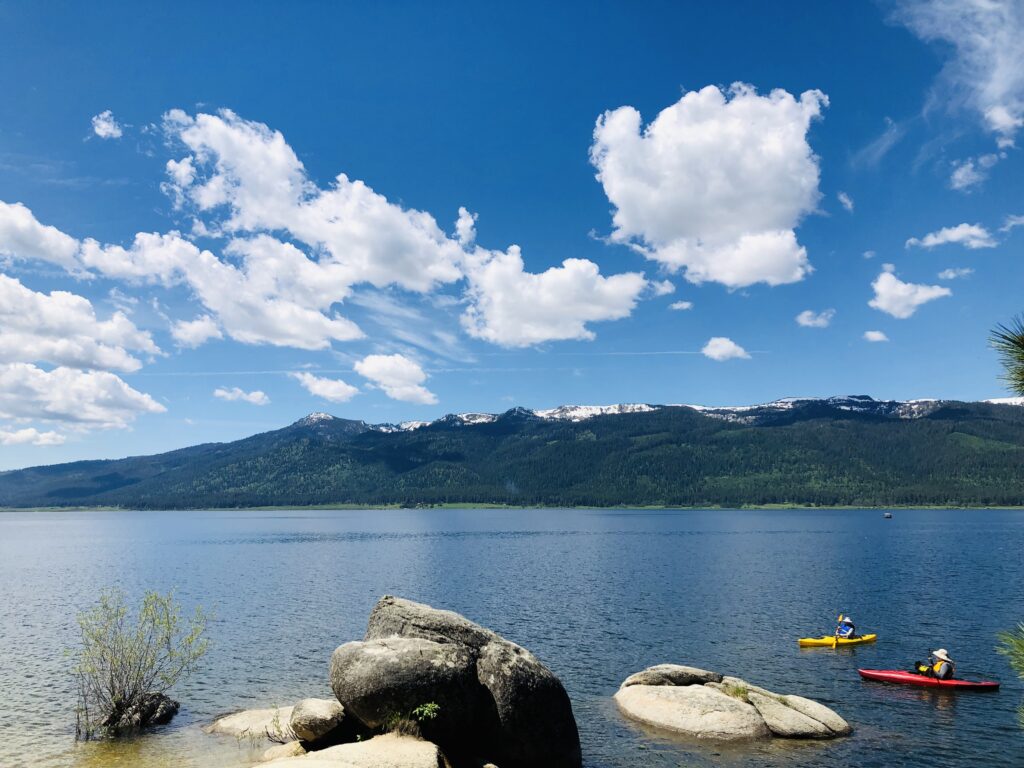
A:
[330, 637, 482, 747]
[257, 733, 446, 768]
[615, 663, 851, 744]
[331, 596, 581, 768]
[290, 698, 346, 743]
[614, 684, 770, 741]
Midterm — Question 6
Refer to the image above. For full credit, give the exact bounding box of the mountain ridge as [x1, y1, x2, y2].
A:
[3, 394, 1024, 509]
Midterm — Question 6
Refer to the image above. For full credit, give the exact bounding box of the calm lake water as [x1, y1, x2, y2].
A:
[1, 508, 1022, 767]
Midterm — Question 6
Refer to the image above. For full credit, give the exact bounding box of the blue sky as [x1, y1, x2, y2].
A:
[1, 0, 1023, 469]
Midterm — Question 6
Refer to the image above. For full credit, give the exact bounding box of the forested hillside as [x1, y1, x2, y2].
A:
[3, 399, 1024, 508]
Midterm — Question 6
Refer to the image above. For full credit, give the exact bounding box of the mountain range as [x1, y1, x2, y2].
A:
[3, 395, 1024, 509]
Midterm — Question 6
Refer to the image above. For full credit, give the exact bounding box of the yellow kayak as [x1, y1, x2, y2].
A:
[798, 633, 877, 647]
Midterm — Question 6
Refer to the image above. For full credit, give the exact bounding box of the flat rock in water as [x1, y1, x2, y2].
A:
[290, 698, 345, 742]
[747, 692, 834, 739]
[621, 664, 722, 688]
[257, 733, 446, 767]
[205, 707, 295, 740]
[614, 684, 770, 741]
[781, 695, 852, 735]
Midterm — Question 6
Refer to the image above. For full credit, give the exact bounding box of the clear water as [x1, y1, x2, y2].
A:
[1, 508, 1022, 767]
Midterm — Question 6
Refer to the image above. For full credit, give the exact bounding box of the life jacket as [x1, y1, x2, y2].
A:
[837, 622, 855, 638]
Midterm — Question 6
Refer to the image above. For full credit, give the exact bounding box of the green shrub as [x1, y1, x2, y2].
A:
[74, 588, 209, 739]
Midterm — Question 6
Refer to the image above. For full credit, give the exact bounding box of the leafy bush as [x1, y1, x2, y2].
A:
[384, 701, 441, 738]
[74, 589, 209, 739]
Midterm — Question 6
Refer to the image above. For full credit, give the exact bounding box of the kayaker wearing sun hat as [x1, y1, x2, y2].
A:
[915, 649, 955, 679]
[834, 614, 856, 639]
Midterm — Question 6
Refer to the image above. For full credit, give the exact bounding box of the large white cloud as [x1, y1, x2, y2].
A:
[894, 0, 1024, 146]
[0, 274, 159, 371]
[591, 83, 827, 288]
[0, 201, 80, 268]
[354, 354, 437, 404]
[0, 363, 165, 429]
[905, 223, 997, 249]
[290, 371, 360, 403]
[869, 265, 951, 318]
[460, 246, 648, 346]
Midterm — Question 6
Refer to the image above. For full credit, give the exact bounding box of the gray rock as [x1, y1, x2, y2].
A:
[257, 733, 446, 767]
[290, 698, 345, 743]
[476, 640, 582, 768]
[621, 664, 722, 688]
[747, 692, 834, 739]
[614, 684, 770, 741]
[365, 595, 497, 649]
[205, 707, 295, 741]
[330, 637, 483, 747]
[782, 695, 852, 735]
[260, 741, 306, 762]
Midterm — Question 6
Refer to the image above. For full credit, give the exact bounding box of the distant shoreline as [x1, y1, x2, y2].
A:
[3, 503, 1024, 513]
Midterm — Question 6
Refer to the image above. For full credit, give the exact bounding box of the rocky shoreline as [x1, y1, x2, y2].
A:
[202, 597, 851, 766]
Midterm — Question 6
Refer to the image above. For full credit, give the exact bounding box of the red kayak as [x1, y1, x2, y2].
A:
[858, 669, 999, 691]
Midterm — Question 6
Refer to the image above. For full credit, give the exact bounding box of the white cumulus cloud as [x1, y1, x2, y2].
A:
[0, 274, 159, 371]
[669, 300, 693, 311]
[869, 265, 951, 318]
[701, 337, 750, 361]
[796, 309, 835, 328]
[213, 386, 269, 406]
[0, 426, 65, 446]
[91, 110, 124, 139]
[0, 363, 165, 429]
[906, 223, 997, 249]
[460, 247, 648, 346]
[591, 82, 827, 288]
[290, 371, 359, 403]
[863, 330, 890, 343]
[0, 201, 80, 269]
[354, 353, 437, 404]
[837, 192, 854, 212]
[171, 315, 223, 348]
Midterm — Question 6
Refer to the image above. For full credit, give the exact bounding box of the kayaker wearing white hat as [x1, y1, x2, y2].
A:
[915, 649, 955, 679]
[834, 614, 856, 639]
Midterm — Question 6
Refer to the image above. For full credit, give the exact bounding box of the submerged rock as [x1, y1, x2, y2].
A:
[105, 692, 180, 731]
[615, 663, 851, 744]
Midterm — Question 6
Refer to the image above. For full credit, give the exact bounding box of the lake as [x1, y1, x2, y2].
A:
[0, 508, 1022, 767]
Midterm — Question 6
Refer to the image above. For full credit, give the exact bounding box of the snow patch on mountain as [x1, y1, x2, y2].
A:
[534, 403, 657, 421]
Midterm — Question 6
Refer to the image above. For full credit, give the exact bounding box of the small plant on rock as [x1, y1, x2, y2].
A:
[384, 701, 441, 738]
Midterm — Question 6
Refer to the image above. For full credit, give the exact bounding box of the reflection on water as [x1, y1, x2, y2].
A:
[0, 508, 1022, 767]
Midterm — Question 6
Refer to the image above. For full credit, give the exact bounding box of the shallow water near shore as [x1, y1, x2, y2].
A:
[1, 507, 1022, 767]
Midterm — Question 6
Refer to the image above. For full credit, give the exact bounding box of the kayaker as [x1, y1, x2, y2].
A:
[834, 614, 856, 639]
[914, 649, 955, 679]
